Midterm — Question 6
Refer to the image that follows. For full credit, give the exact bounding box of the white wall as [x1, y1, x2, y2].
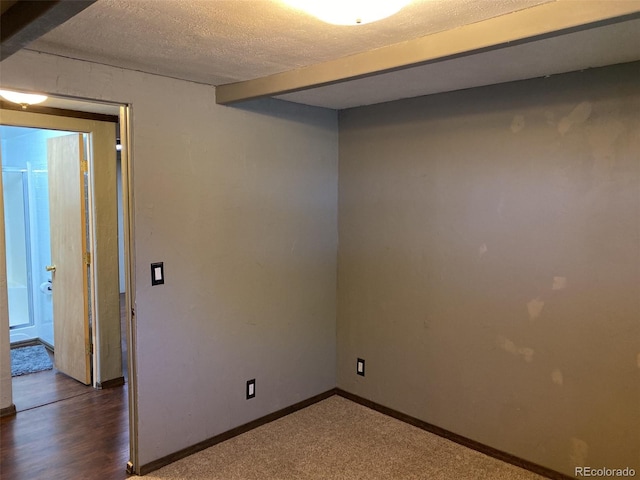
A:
[0, 50, 338, 468]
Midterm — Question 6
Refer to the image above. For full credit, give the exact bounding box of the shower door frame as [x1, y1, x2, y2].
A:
[2, 167, 35, 334]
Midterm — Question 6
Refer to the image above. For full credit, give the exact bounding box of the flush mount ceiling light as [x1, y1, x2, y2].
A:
[282, 0, 412, 25]
[0, 89, 48, 109]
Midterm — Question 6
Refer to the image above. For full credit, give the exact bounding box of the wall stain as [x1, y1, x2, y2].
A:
[498, 336, 534, 363]
[511, 115, 525, 133]
[569, 437, 589, 467]
[527, 298, 545, 320]
[588, 118, 624, 183]
[551, 369, 564, 386]
[552, 277, 567, 291]
[519, 347, 534, 363]
[558, 101, 592, 136]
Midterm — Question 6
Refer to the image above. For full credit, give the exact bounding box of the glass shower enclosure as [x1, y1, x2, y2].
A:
[1, 126, 74, 347]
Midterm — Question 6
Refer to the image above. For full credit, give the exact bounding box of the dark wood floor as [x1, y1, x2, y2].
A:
[1, 295, 130, 480]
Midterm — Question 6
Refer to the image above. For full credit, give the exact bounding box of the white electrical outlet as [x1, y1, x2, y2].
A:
[357, 358, 365, 376]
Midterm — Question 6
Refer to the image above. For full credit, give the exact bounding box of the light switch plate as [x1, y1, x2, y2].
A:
[357, 358, 365, 377]
[151, 262, 164, 286]
[246, 379, 256, 399]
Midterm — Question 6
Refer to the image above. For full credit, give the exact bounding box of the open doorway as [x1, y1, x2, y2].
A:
[0, 101, 138, 474]
[1, 108, 122, 385]
[2, 123, 126, 405]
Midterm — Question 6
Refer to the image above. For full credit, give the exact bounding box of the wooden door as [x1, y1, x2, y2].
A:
[48, 133, 91, 385]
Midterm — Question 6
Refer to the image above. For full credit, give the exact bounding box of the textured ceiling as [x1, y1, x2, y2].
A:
[9, 0, 640, 109]
[28, 0, 551, 85]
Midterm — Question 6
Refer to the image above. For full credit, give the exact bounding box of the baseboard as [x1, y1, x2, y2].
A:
[40, 339, 54, 352]
[138, 388, 338, 475]
[336, 389, 573, 480]
[137, 387, 572, 479]
[97, 376, 125, 389]
[0, 404, 17, 418]
[10, 338, 53, 352]
[9, 339, 41, 349]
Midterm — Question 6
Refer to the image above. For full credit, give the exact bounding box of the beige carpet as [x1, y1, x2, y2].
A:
[143, 396, 547, 480]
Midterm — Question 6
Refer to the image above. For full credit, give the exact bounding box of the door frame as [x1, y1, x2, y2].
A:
[119, 103, 139, 473]
[1, 108, 119, 386]
[0, 102, 138, 471]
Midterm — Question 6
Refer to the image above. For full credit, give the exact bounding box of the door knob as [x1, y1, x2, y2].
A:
[46, 265, 56, 272]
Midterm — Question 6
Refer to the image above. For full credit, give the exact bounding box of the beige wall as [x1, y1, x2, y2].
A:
[337, 62, 640, 477]
[3, 47, 638, 477]
[0, 50, 338, 468]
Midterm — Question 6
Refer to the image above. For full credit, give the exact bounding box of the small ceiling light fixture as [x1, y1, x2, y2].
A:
[0, 89, 48, 109]
[282, 0, 412, 26]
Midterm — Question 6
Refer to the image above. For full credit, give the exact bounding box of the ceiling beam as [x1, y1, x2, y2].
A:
[1, 0, 97, 61]
[216, 0, 640, 105]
